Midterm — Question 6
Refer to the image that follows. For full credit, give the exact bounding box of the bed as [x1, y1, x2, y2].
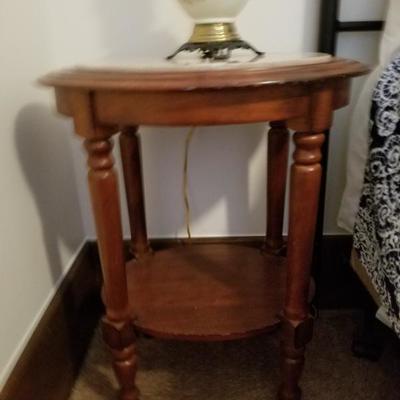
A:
[336, 0, 400, 337]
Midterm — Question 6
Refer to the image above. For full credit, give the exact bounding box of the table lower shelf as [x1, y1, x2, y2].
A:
[126, 243, 287, 341]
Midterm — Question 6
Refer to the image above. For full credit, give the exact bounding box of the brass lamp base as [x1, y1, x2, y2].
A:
[167, 22, 264, 61]
[190, 22, 240, 43]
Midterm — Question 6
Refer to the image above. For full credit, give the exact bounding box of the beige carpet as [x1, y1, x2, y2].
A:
[70, 311, 400, 400]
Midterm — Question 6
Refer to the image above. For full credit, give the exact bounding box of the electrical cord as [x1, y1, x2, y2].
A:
[183, 127, 196, 240]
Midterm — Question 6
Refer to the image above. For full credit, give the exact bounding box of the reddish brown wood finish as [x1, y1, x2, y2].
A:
[41, 58, 367, 91]
[127, 244, 286, 340]
[266, 121, 289, 255]
[279, 132, 325, 400]
[119, 127, 151, 258]
[84, 137, 138, 400]
[41, 58, 368, 400]
[42, 59, 367, 129]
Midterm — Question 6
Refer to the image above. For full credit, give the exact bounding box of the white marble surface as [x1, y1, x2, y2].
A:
[79, 52, 332, 72]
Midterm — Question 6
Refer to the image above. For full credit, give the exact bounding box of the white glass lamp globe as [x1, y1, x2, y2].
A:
[177, 0, 250, 24]
[169, 0, 262, 60]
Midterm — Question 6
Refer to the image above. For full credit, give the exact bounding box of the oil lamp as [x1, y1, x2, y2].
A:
[168, 0, 263, 60]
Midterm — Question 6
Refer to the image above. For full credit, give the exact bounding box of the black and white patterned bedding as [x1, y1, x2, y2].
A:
[353, 53, 400, 337]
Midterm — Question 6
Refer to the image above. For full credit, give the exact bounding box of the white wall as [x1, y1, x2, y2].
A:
[0, 0, 387, 390]
[0, 1, 87, 388]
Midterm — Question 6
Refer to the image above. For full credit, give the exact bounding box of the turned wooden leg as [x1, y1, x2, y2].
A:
[85, 137, 139, 400]
[120, 127, 151, 258]
[266, 121, 289, 255]
[279, 132, 325, 400]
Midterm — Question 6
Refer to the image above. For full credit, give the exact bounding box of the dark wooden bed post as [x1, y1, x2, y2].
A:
[314, 0, 384, 301]
[316, 0, 386, 361]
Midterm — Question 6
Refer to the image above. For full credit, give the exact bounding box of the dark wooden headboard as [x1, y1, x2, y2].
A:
[318, 0, 384, 55]
[312, 0, 385, 281]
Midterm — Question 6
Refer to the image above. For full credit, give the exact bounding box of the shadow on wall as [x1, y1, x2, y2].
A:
[14, 103, 85, 285]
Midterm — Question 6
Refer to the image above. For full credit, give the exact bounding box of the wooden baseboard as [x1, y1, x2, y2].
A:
[0, 242, 103, 400]
[315, 235, 366, 309]
[0, 235, 362, 400]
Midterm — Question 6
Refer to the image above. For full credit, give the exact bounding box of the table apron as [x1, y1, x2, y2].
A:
[93, 87, 310, 126]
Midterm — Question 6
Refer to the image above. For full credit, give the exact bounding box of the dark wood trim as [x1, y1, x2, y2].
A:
[0, 242, 103, 400]
[318, 0, 384, 54]
[337, 21, 384, 32]
[316, 0, 385, 304]
[315, 235, 367, 309]
[0, 235, 361, 400]
[318, 0, 339, 54]
[316, 0, 340, 294]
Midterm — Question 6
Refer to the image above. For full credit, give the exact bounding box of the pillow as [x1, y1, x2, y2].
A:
[337, 0, 400, 232]
[380, 0, 400, 65]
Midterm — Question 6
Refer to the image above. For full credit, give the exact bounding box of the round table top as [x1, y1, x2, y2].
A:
[40, 55, 368, 92]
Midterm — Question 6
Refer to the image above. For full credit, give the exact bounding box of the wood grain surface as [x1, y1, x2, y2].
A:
[40, 58, 368, 91]
[127, 244, 286, 341]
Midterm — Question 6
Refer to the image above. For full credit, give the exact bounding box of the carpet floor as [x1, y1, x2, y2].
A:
[69, 311, 400, 400]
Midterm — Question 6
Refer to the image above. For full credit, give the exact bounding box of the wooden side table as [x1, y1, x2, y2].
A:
[41, 58, 367, 400]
